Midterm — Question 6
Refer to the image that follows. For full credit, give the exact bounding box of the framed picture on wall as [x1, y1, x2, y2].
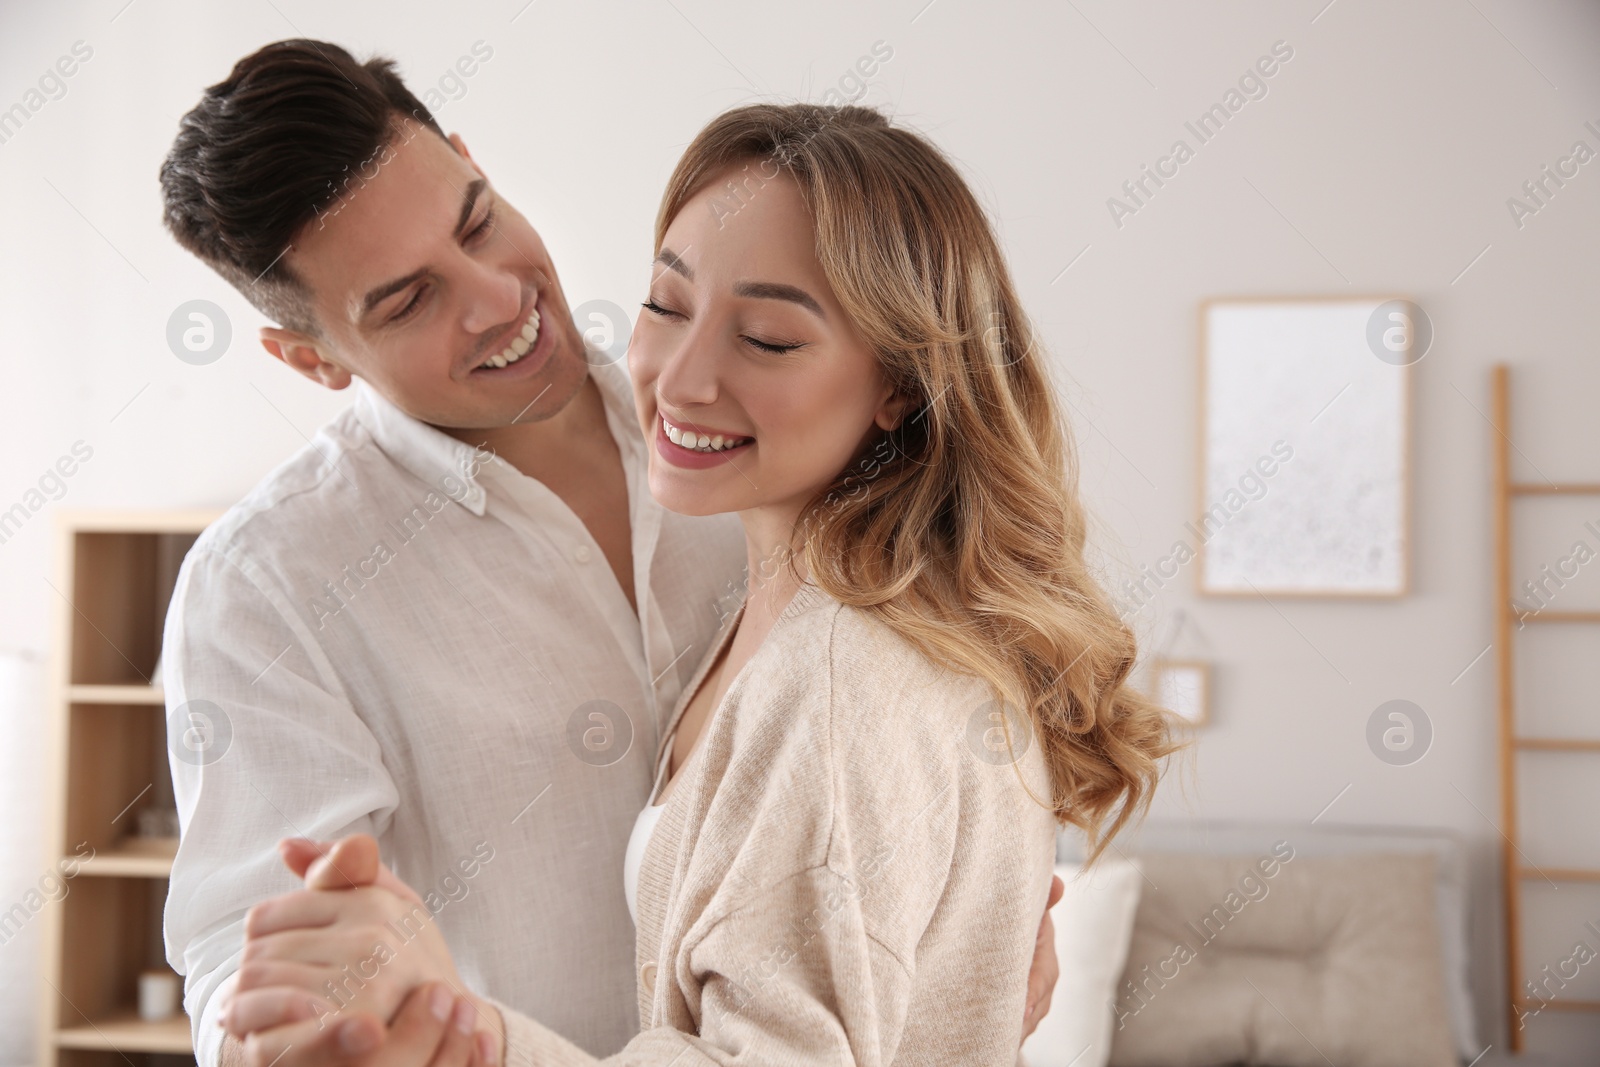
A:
[1151, 659, 1211, 727]
[1196, 296, 1415, 597]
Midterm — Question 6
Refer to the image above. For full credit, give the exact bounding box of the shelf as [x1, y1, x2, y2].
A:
[1509, 483, 1600, 496]
[1519, 866, 1600, 883]
[1512, 996, 1600, 1014]
[1516, 610, 1600, 624]
[56, 1011, 192, 1053]
[67, 684, 165, 706]
[42, 513, 217, 1067]
[1514, 737, 1600, 752]
[74, 838, 177, 878]
[56, 507, 224, 534]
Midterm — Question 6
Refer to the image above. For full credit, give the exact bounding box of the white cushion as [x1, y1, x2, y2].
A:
[1021, 858, 1144, 1067]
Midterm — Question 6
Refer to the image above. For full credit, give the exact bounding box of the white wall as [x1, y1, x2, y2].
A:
[3, 0, 1598, 1061]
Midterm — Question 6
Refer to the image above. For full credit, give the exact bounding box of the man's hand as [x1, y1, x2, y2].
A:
[1021, 874, 1065, 1040]
[222, 835, 500, 1058]
[240, 981, 497, 1067]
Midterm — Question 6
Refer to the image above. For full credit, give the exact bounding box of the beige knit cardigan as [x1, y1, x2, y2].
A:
[487, 581, 1058, 1065]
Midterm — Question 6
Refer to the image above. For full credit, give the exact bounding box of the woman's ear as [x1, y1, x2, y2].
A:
[260, 327, 353, 390]
[874, 388, 914, 432]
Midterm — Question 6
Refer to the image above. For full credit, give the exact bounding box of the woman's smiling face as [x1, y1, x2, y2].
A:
[628, 163, 904, 522]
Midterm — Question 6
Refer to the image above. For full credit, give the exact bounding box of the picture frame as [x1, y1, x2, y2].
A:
[1196, 296, 1413, 597]
[1151, 659, 1212, 727]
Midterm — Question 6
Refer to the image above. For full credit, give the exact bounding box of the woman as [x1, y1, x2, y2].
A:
[226, 103, 1176, 1065]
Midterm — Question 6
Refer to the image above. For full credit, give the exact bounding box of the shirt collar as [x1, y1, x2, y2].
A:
[350, 348, 643, 518]
[587, 354, 645, 463]
[351, 377, 492, 516]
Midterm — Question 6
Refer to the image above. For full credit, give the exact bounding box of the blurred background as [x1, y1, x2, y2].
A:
[2, 1, 1598, 1064]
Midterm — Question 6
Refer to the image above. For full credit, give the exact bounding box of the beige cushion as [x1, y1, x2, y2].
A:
[1108, 850, 1456, 1067]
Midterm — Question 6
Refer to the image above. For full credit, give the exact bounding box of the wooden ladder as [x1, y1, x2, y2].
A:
[1491, 364, 1600, 1050]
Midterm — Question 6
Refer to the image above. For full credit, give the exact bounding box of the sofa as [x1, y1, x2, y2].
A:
[1018, 819, 1568, 1067]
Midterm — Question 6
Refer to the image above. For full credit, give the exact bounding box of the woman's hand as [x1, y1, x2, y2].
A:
[1021, 874, 1065, 1040]
[222, 835, 500, 1057]
[240, 981, 498, 1067]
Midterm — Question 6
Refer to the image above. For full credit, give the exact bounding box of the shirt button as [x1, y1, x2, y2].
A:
[574, 545, 593, 564]
[640, 962, 657, 996]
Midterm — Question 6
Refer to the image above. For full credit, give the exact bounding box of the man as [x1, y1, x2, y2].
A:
[158, 38, 1060, 1067]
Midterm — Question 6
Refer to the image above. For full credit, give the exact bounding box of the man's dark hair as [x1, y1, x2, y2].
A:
[160, 39, 447, 335]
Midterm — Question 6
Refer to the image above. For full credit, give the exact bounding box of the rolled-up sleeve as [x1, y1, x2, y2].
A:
[161, 546, 399, 1067]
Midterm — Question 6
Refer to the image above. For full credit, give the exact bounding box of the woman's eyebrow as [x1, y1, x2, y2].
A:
[654, 248, 693, 280]
[653, 248, 826, 320]
[732, 281, 826, 319]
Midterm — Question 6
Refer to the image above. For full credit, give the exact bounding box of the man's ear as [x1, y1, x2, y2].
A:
[260, 327, 353, 390]
[449, 133, 484, 177]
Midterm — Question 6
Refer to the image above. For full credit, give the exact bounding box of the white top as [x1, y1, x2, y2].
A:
[623, 801, 666, 926]
[161, 356, 746, 1063]
[624, 600, 742, 927]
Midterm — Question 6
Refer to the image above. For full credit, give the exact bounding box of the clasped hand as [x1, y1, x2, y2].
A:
[219, 835, 503, 1067]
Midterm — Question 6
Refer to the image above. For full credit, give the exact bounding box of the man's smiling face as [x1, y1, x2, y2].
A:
[269, 117, 590, 431]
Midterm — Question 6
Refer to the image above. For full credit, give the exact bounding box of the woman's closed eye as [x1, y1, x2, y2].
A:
[641, 299, 806, 355]
[742, 334, 806, 355]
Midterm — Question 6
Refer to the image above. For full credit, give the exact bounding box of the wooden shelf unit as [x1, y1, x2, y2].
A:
[38, 509, 221, 1067]
[56, 1013, 195, 1055]
[1490, 367, 1600, 1051]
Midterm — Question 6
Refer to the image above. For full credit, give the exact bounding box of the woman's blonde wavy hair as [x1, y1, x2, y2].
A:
[656, 103, 1181, 864]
